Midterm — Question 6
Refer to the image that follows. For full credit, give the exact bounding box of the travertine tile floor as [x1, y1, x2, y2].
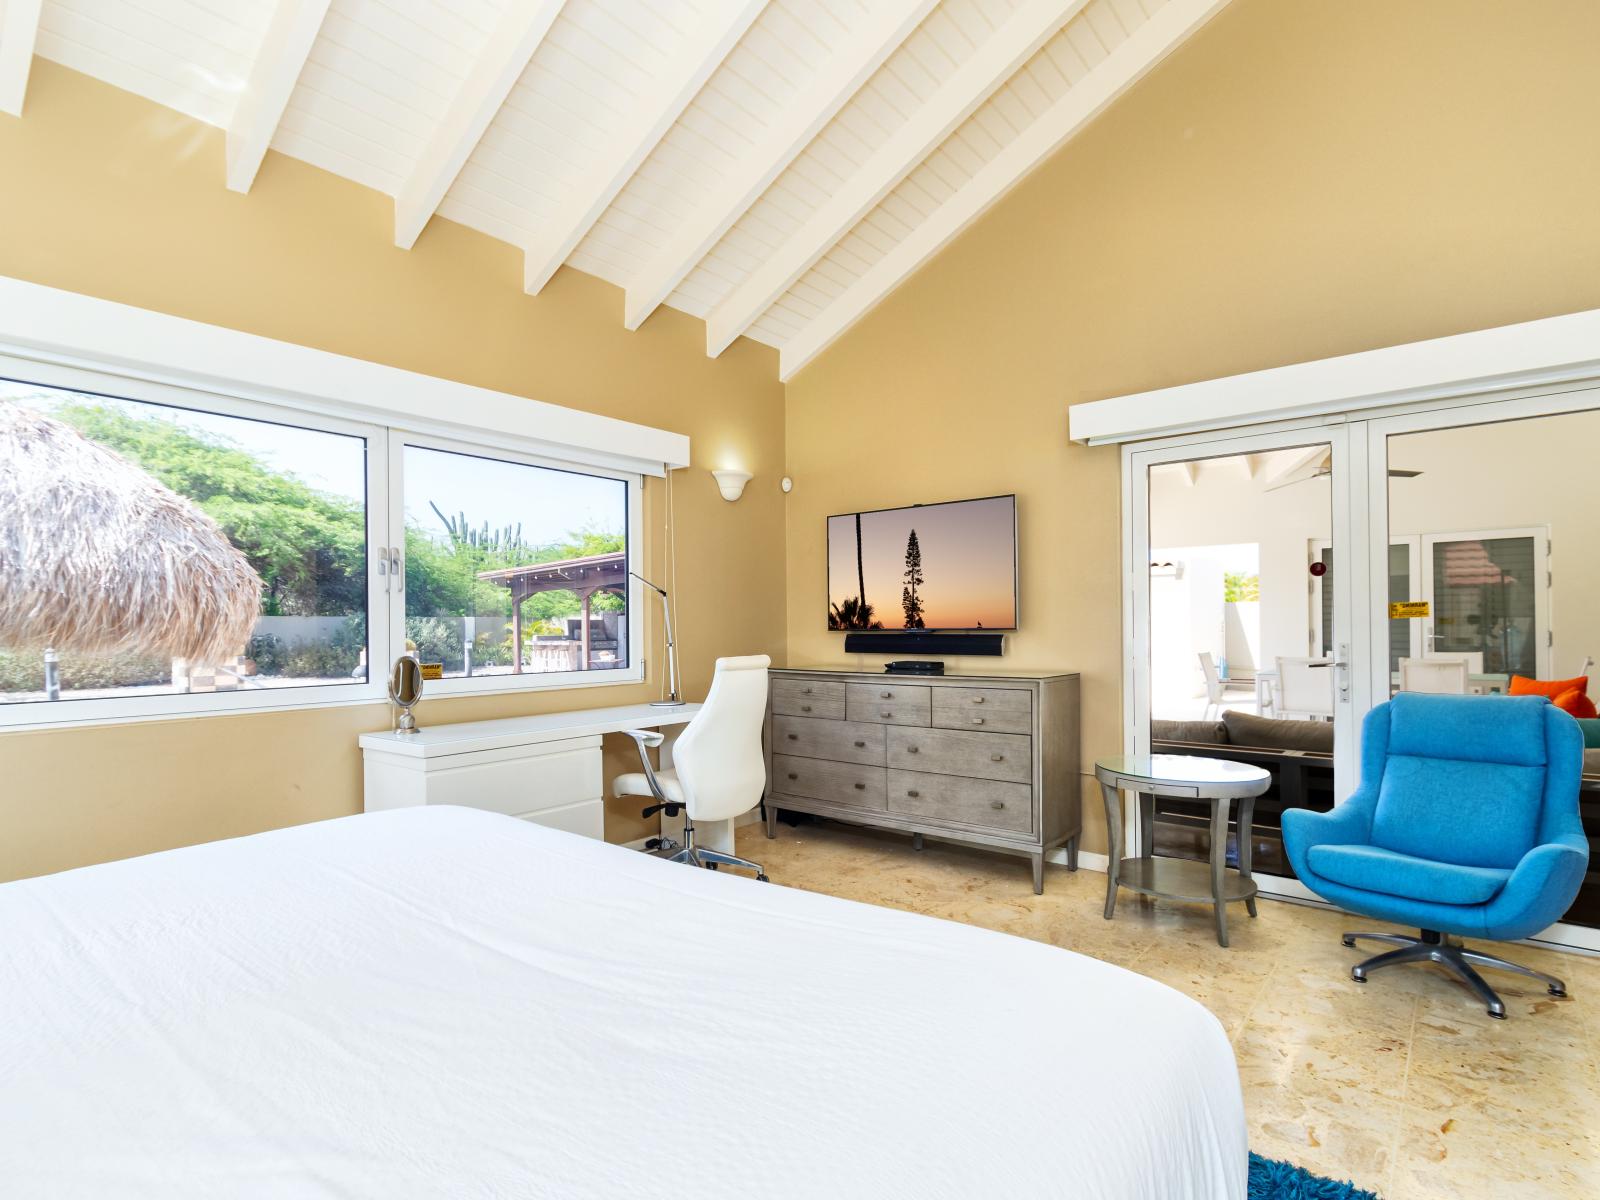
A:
[737, 819, 1600, 1200]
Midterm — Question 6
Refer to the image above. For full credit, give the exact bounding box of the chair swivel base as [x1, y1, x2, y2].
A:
[666, 844, 769, 882]
[1342, 929, 1568, 1019]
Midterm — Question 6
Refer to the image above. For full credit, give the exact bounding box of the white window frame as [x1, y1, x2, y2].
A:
[0, 279, 687, 730]
[0, 354, 391, 727]
[386, 431, 645, 698]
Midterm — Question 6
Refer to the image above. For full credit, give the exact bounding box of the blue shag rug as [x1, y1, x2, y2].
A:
[1249, 1152, 1380, 1199]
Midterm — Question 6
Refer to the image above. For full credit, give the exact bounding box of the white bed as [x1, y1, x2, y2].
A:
[0, 806, 1245, 1198]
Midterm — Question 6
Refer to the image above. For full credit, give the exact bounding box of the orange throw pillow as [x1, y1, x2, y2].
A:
[1552, 688, 1599, 719]
[1510, 674, 1598, 718]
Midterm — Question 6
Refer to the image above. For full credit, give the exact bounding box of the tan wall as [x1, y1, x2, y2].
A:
[0, 62, 786, 881]
[783, 0, 1600, 855]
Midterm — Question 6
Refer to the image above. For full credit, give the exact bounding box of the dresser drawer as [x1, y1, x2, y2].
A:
[886, 726, 1031, 784]
[772, 716, 885, 765]
[932, 686, 1032, 735]
[772, 678, 845, 719]
[771, 755, 886, 810]
[887, 769, 1033, 835]
[845, 683, 931, 727]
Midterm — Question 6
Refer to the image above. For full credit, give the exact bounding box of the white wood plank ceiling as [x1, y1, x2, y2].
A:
[1, 0, 1229, 380]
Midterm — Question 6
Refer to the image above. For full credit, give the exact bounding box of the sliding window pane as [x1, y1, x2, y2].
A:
[402, 445, 629, 677]
[0, 379, 368, 705]
[1430, 536, 1538, 677]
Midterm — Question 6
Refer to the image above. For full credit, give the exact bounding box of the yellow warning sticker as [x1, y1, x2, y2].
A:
[1389, 601, 1430, 619]
[419, 662, 445, 680]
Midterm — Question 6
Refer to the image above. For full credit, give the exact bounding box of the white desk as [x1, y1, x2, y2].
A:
[359, 703, 729, 850]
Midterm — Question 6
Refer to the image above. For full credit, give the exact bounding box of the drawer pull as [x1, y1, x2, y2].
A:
[787, 772, 798, 781]
[880, 690, 892, 699]
[801, 705, 812, 713]
[990, 754, 1004, 762]
[990, 800, 1005, 810]
[880, 710, 893, 718]
[971, 717, 985, 726]
[853, 740, 866, 748]
[853, 782, 866, 790]
[786, 733, 798, 740]
[972, 696, 985, 704]
[907, 746, 919, 754]
[907, 789, 920, 798]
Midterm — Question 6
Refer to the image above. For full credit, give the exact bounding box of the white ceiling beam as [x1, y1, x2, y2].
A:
[621, 0, 937, 332]
[0, 0, 42, 117]
[522, 0, 768, 296]
[225, 0, 332, 193]
[704, 0, 1091, 360]
[394, 0, 566, 250]
[779, 0, 1231, 381]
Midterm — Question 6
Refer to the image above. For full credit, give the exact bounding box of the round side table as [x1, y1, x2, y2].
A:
[1095, 754, 1271, 947]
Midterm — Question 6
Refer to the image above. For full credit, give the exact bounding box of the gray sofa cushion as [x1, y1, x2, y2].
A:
[1151, 719, 1228, 745]
[1223, 709, 1334, 753]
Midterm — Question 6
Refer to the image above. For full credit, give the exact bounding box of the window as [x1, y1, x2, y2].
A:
[1, 376, 372, 710]
[0, 359, 645, 727]
[399, 443, 630, 680]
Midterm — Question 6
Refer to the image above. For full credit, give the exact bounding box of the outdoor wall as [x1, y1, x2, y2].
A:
[782, 0, 1600, 857]
[0, 62, 786, 882]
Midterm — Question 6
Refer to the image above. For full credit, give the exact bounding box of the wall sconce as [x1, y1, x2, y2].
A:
[711, 469, 751, 502]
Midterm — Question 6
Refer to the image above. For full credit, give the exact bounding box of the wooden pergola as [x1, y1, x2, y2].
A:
[476, 551, 627, 673]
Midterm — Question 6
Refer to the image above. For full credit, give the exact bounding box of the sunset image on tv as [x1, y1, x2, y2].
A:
[827, 495, 1016, 631]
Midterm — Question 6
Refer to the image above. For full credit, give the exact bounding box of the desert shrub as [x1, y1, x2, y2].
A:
[0, 647, 170, 693]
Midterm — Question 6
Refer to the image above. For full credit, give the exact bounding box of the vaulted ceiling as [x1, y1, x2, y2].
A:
[0, 0, 1227, 380]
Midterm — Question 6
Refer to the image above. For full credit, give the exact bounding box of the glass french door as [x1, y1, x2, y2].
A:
[1127, 425, 1368, 898]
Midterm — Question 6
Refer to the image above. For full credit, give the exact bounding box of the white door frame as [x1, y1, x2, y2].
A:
[1124, 422, 1370, 894]
[1122, 385, 1600, 950]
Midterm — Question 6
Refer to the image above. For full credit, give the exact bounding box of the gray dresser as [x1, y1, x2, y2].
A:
[763, 668, 1081, 892]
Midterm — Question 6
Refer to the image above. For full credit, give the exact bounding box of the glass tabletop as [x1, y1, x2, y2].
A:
[1095, 753, 1271, 788]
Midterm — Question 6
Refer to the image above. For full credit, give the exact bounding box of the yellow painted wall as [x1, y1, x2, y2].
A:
[783, 0, 1600, 855]
[0, 62, 786, 881]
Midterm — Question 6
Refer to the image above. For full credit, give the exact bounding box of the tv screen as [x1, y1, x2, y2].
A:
[827, 494, 1017, 632]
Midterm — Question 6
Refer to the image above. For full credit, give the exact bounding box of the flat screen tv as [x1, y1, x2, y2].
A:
[827, 494, 1017, 632]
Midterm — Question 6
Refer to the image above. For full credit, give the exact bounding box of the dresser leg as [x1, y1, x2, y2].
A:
[764, 801, 777, 839]
[1066, 835, 1079, 872]
[912, 831, 924, 852]
[1031, 852, 1044, 895]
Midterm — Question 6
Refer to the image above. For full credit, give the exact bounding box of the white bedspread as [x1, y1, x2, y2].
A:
[0, 807, 1245, 1198]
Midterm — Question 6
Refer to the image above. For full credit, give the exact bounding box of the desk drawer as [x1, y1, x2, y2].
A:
[886, 727, 1031, 784]
[772, 755, 885, 810]
[772, 679, 845, 720]
[887, 769, 1032, 835]
[772, 715, 885, 765]
[845, 683, 931, 727]
[932, 687, 1032, 735]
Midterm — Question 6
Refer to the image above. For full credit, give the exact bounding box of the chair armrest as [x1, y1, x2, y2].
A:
[1281, 791, 1375, 878]
[620, 728, 668, 804]
[1485, 835, 1590, 938]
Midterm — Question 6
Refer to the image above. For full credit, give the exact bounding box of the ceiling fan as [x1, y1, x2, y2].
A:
[1263, 449, 1421, 492]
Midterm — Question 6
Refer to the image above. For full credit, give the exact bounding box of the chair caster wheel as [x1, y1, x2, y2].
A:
[707, 862, 719, 870]
[1341, 935, 1356, 948]
[1488, 1010, 1507, 1020]
[1549, 985, 1567, 998]
[756, 873, 770, 883]
[1351, 970, 1366, 984]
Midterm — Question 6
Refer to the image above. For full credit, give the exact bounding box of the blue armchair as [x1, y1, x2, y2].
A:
[1282, 693, 1588, 1019]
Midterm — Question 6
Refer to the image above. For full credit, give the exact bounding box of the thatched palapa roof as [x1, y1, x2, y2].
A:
[0, 403, 262, 663]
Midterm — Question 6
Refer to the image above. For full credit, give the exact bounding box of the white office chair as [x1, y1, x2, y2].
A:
[1425, 650, 1483, 675]
[613, 654, 771, 880]
[1275, 656, 1335, 720]
[1399, 656, 1468, 694]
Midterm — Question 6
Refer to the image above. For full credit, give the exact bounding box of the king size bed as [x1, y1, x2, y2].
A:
[0, 806, 1245, 1197]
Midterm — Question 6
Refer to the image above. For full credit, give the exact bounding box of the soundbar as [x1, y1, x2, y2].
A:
[842, 631, 1004, 657]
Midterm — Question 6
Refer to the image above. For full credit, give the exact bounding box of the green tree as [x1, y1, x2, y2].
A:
[54, 402, 364, 616]
[1224, 572, 1260, 603]
[901, 528, 925, 629]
